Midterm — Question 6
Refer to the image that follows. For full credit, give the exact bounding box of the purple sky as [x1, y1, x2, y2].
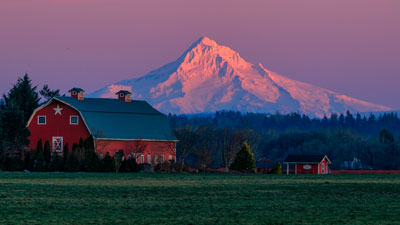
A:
[1, 0, 399, 109]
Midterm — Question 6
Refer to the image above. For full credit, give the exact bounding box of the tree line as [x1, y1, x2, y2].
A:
[1, 74, 399, 171]
[170, 112, 400, 170]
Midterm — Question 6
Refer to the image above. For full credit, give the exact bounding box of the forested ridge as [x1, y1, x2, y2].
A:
[1, 74, 399, 171]
[169, 111, 400, 170]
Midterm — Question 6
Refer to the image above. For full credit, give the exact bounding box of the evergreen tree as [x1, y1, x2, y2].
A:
[113, 150, 124, 172]
[0, 112, 2, 152]
[0, 101, 30, 153]
[62, 144, 69, 170]
[379, 129, 395, 144]
[48, 154, 64, 171]
[270, 162, 282, 174]
[43, 140, 51, 170]
[230, 142, 256, 173]
[84, 151, 100, 172]
[119, 158, 140, 173]
[39, 85, 60, 101]
[100, 153, 114, 172]
[0, 74, 38, 163]
[1, 74, 40, 123]
[34, 139, 45, 171]
[65, 149, 80, 172]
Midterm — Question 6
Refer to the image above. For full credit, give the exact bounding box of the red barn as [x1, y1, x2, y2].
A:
[27, 88, 178, 165]
[283, 155, 331, 174]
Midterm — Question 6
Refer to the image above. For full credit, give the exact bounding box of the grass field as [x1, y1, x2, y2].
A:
[0, 173, 400, 225]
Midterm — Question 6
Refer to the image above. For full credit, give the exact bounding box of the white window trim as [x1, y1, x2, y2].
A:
[70, 115, 79, 125]
[37, 116, 46, 125]
[141, 155, 144, 164]
[147, 155, 151, 164]
[161, 155, 164, 163]
[120, 93, 124, 97]
[72, 90, 77, 95]
[168, 155, 172, 161]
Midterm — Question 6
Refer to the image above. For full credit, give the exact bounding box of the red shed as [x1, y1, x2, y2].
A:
[27, 88, 178, 165]
[283, 155, 331, 174]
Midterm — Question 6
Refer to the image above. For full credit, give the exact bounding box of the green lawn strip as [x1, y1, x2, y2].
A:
[0, 173, 399, 224]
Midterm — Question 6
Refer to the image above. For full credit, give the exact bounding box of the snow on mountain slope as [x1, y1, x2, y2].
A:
[90, 37, 391, 117]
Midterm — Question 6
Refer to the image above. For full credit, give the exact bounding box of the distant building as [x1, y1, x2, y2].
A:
[256, 157, 274, 173]
[27, 88, 177, 165]
[283, 155, 331, 174]
[343, 157, 363, 169]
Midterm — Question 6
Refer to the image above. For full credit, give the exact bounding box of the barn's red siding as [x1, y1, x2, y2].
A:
[28, 101, 91, 153]
[295, 158, 329, 174]
[319, 158, 329, 174]
[96, 140, 176, 165]
[296, 163, 319, 174]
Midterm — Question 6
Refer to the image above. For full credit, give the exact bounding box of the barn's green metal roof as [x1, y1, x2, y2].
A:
[55, 96, 177, 141]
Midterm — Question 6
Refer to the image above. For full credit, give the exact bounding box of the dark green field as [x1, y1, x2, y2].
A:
[0, 173, 399, 224]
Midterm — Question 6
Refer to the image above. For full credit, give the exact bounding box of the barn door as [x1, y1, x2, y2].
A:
[52, 137, 63, 153]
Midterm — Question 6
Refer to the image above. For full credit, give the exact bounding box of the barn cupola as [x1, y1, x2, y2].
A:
[68, 88, 85, 100]
[116, 90, 132, 103]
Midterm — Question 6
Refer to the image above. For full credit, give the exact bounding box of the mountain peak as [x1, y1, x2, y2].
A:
[194, 36, 218, 47]
[92, 37, 391, 117]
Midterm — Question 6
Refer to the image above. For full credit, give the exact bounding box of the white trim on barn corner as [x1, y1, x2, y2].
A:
[37, 115, 46, 125]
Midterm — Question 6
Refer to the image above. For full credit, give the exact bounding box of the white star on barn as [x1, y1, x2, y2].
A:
[53, 104, 63, 115]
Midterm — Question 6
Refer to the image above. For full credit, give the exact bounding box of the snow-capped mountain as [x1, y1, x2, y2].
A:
[90, 36, 391, 117]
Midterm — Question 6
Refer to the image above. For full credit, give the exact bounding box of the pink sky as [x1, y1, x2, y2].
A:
[1, 0, 399, 109]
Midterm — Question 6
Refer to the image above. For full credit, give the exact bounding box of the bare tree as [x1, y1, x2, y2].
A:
[125, 138, 147, 163]
[174, 126, 196, 172]
[221, 129, 242, 171]
[92, 129, 111, 157]
[194, 127, 215, 172]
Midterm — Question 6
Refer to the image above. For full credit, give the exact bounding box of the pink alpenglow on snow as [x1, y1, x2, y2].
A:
[90, 37, 391, 117]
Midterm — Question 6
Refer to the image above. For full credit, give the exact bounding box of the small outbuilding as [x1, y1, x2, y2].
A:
[283, 155, 331, 174]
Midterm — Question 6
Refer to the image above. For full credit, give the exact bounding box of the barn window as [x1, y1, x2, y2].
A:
[120, 93, 124, 97]
[161, 155, 164, 163]
[141, 155, 144, 164]
[168, 155, 172, 161]
[70, 116, 79, 125]
[154, 155, 158, 164]
[147, 155, 151, 164]
[38, 116, 46, 125]
[72, 90, 77, 95]
[321, 164, 325, 174]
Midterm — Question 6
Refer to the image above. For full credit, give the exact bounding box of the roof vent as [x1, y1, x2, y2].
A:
[68, 88, 85, 100]
[116, 90, 132, 103]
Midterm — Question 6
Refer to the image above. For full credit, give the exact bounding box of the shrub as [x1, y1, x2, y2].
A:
[65, 150, 80, 172]
[43, 140, 51, 170]
[230, 142, 256, 173]
[48, 154, 64, 172]
[113, 150, 124, 172]
[270, 162, 282, 174]
[4, 157, 24, 171]
[34, 140, 45, 172]
[119, 158, 140, 173]
[100, 153, 114, 172]
[155, 161, 177, 173]
[82, 151, 100, 172]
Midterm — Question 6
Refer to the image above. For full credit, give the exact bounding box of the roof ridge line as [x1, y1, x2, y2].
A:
[81, 110, 162, 116]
